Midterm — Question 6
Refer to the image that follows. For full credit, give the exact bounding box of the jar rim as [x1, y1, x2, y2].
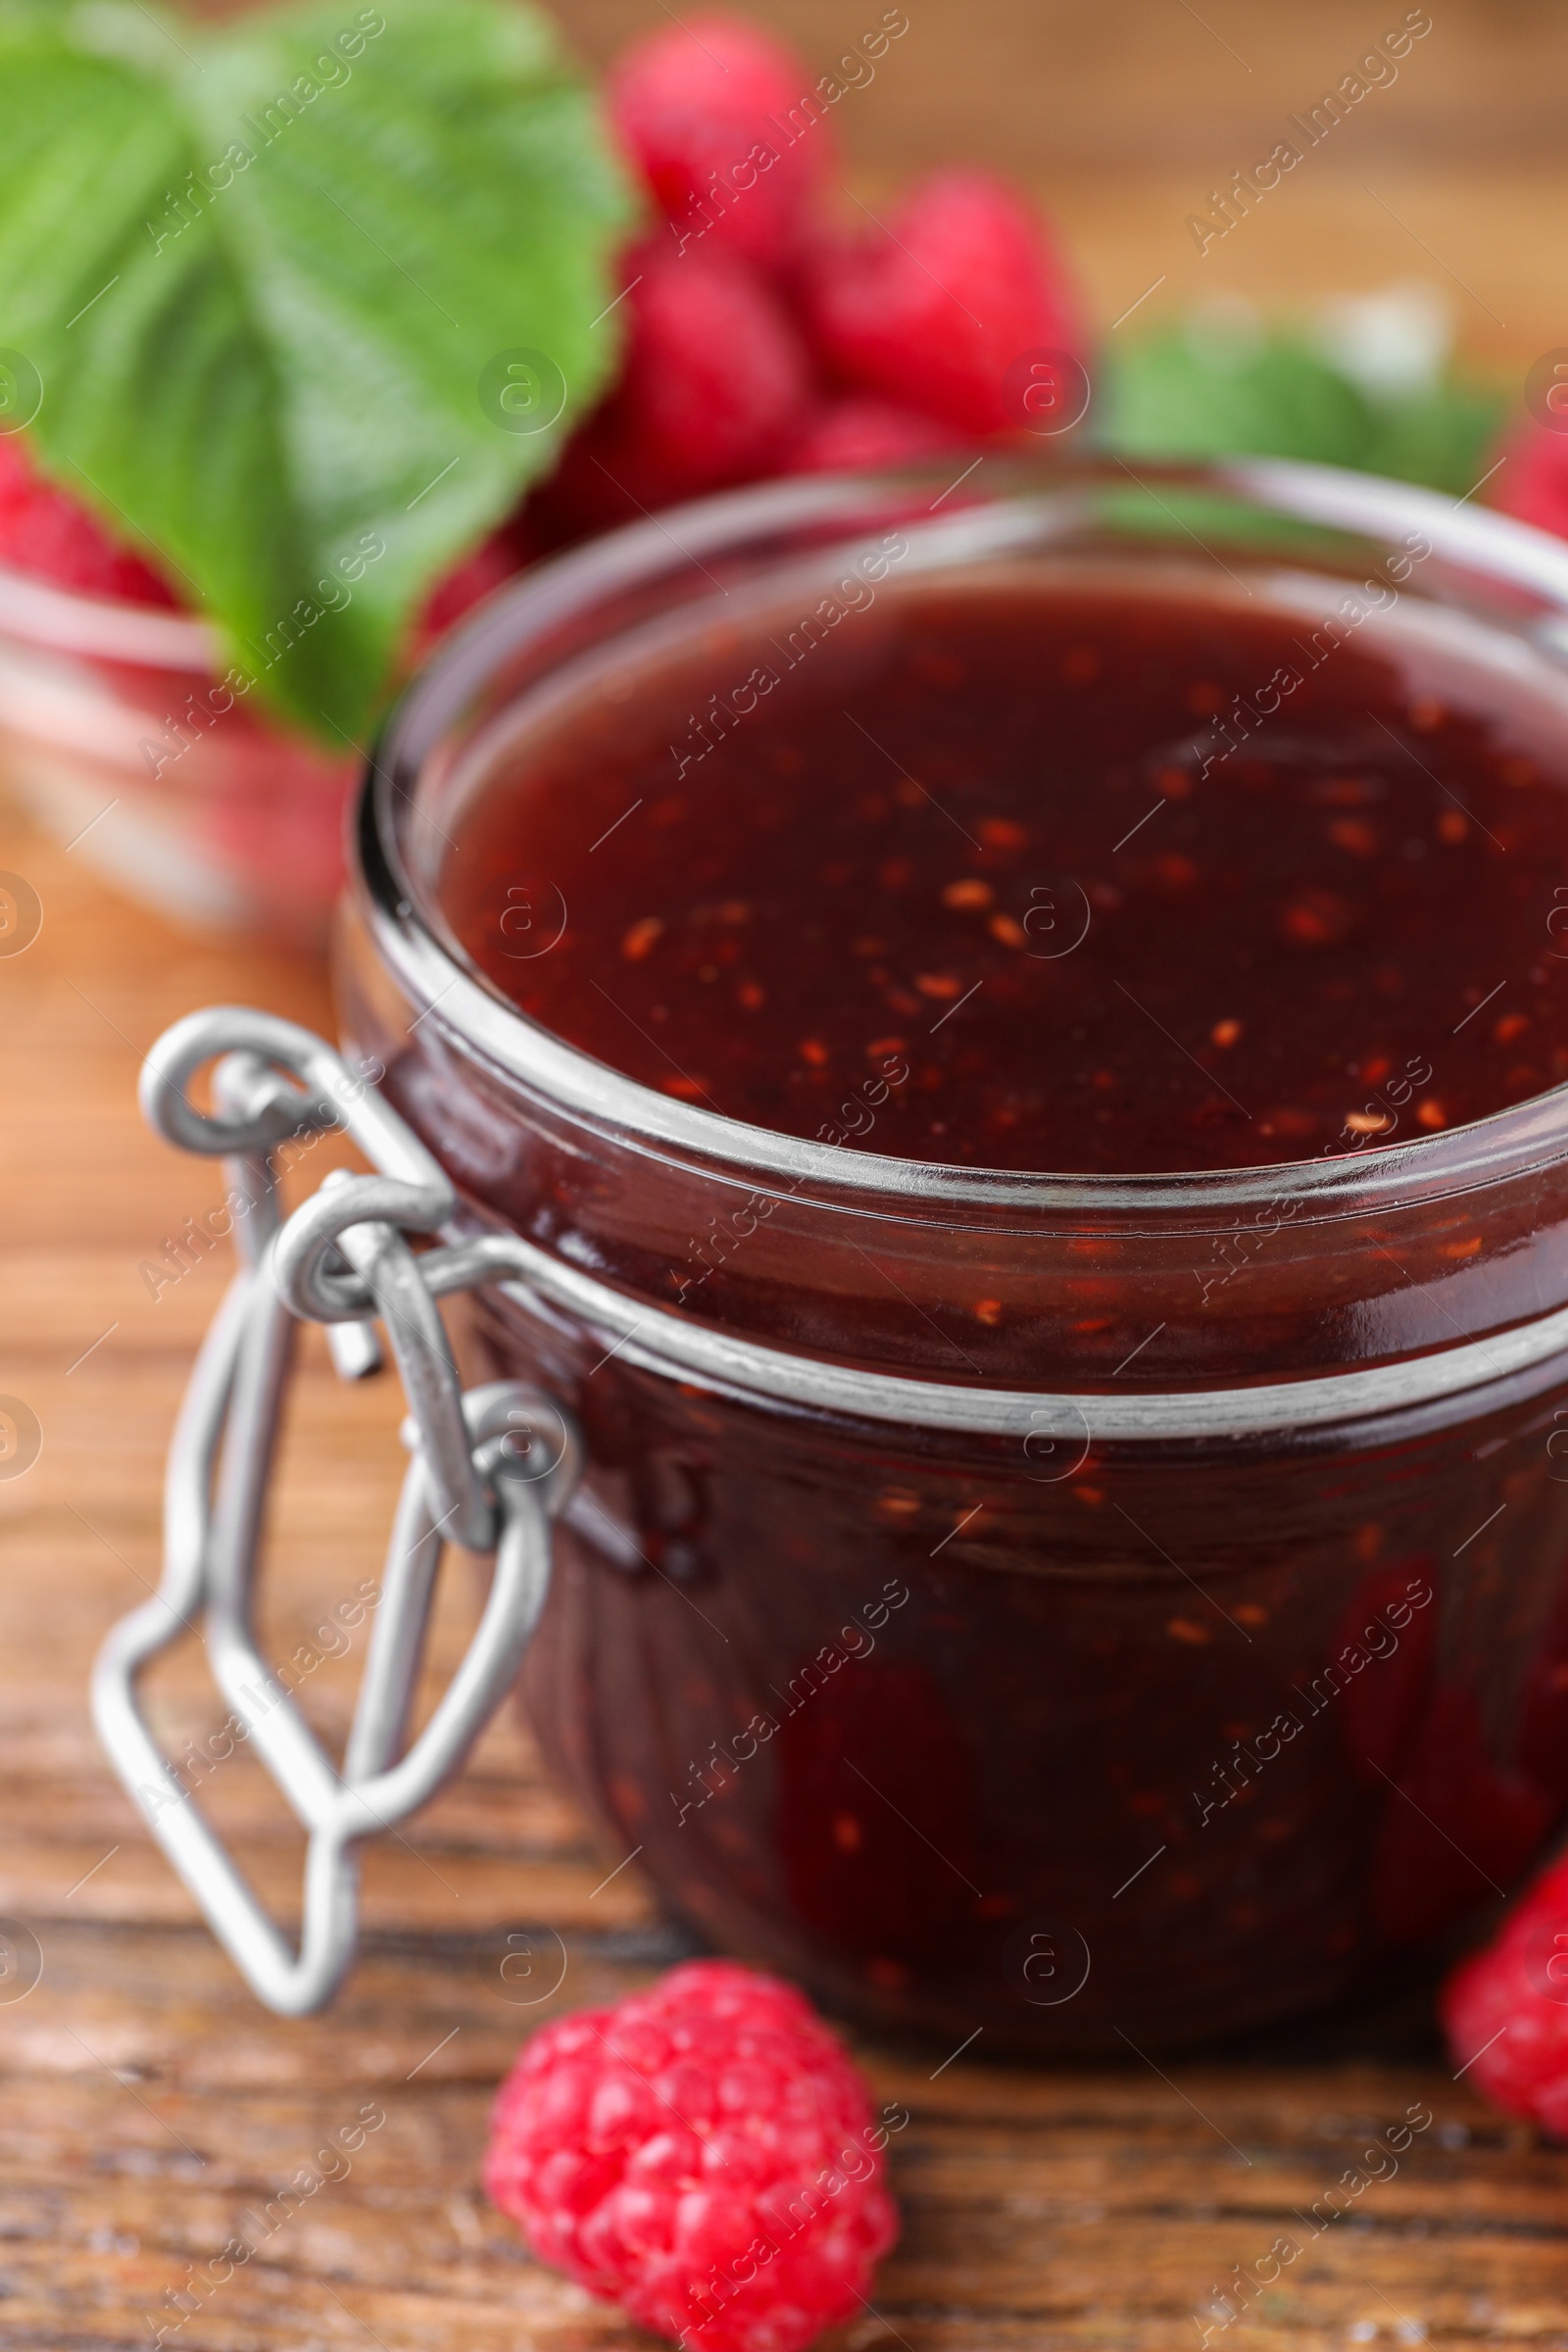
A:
[0, 555, 216, 667]
[357, 452, 1568, 1222]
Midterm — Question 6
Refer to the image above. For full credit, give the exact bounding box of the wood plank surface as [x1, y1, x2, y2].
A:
[5, 3, 1568, 2343]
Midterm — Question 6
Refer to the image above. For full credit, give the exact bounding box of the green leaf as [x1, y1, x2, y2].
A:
[1099, 319, 1511, 505]
[0, 0, 634, 741]
[1099, 328, 1379, 469]
[1362, 377, 1509, 499]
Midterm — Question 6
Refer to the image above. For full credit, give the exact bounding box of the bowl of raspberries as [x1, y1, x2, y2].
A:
[0, 7, 1083, 943]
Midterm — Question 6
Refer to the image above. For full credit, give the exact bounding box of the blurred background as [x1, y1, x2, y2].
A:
[567, 0, 1548, 367]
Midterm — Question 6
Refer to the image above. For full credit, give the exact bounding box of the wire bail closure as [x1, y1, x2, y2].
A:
[91, 1008, 581, 2016]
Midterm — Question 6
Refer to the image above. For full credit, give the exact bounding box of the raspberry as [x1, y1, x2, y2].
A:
[610, 15, 828, 270]
[542, 241, 813, 531]
[1493, 419, 1568, 540]
[1442, 1849, 1568, 2135]
[484, 1959, 900, 2352]
[0, 434, 180, 607]
[802, 170, 1087, 435]
[786, 396, 962, 474]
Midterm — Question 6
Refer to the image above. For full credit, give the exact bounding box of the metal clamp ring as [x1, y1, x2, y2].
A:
[92, 1008, 581, 2015]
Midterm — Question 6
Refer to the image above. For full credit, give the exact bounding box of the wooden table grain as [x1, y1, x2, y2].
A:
[5, 4, 1568, 2342]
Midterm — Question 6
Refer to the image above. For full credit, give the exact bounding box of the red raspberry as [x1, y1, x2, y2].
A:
[484, 1959, 900, 2352]
[0, 435, 179, 606]
[542, 240, 813, 531]
[787, 396, 962, 474]
[610, 15, 828, 270]
[1442, 1849, 1568, 2135]
[1492, 419, 1568, 540]
[801, 170, 1087, 436]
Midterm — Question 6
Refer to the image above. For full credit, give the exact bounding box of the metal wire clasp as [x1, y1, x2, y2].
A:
[91, 1008, 581, 2015]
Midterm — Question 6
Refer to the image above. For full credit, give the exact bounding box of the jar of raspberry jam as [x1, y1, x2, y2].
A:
[336, 457, 1568, 2051]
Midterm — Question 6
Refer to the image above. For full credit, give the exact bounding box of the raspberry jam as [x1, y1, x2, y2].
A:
[344, 465, 1568, 2049]
[444, 578, 1568, 1177]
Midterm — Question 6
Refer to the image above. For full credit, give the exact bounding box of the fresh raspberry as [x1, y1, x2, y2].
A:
[484, 1959, 900, 2352]
[0, 435, 180, 606]
[609, 15, 829, 270]
[541, 240, 813, 531]
[1492, 419, 1568, 540]
[1442, 1848, 1568, 2136]
[801, 170, 1087, 436]
[786, 395, 962, 474]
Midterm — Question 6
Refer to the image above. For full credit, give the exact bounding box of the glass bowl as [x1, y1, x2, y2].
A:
[0, 559, 356, 943]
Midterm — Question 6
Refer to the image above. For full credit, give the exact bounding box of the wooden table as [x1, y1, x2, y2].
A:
[7, 3, 1568, 2342]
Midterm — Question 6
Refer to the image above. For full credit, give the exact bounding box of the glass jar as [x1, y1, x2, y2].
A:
[335, 455, 1568, 2051]
[0, 559, 355, 941]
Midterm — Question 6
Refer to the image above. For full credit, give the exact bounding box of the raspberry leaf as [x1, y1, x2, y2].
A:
[1103, 325, 1506, 498]
[0, 0, 632, 740]
[1102, 331, 1378, 469]
[1363, 377, 1508, 499]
